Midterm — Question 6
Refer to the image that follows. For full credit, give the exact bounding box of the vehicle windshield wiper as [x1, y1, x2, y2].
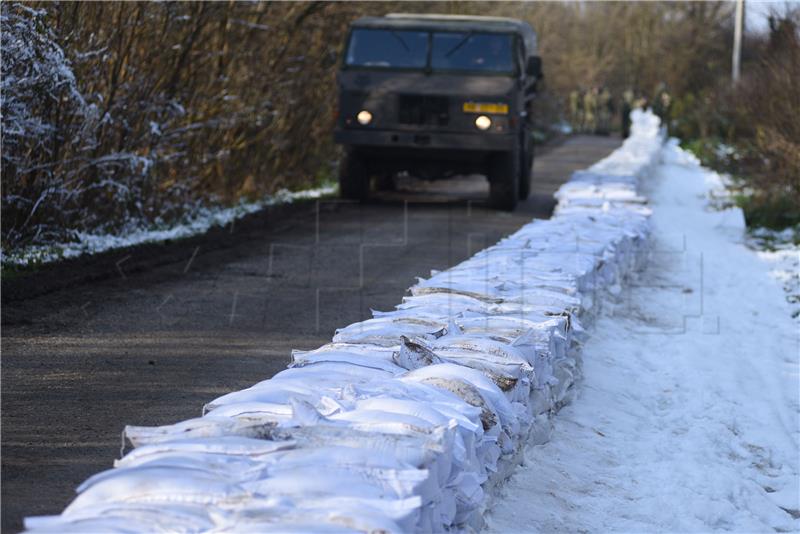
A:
[390, 31, 410, 53]
[445, 32, 474, 58]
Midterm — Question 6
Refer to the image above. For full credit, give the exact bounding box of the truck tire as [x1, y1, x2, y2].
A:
[488, 150, 519, 211]
[519, 140, 533, 200]
[339, 151, 369, 201]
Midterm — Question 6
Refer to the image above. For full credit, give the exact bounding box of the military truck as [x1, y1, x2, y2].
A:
[334, 13, 542, 210]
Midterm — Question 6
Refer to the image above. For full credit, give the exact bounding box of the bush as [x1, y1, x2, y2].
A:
[681, 9, 800, 230]
[1, 2, 369, 250]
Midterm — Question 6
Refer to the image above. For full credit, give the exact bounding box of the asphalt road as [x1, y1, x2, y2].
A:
[0, 135, 620, 533]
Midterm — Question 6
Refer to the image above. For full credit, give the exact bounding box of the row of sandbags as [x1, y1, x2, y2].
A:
[24, 110, 664, 533]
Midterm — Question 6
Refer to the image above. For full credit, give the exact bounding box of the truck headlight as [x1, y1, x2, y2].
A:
[357, 110, 373, 125]
[475, 115, 492, 130]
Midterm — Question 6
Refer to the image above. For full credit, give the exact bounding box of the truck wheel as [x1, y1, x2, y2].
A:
[339, 151, 369, 200]
[488, 150, 519, 211]
[519, 141, 533, 200]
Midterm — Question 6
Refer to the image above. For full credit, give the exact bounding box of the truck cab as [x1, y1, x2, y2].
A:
[334, 13, 542, 210]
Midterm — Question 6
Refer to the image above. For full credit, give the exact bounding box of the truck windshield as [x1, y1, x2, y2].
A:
[345, 28, 516, 74]
[345, 29, 428, 69]
[431, 32, 514, 73]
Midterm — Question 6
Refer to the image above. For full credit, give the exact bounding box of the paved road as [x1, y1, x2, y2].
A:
[0, 135, 620, 532]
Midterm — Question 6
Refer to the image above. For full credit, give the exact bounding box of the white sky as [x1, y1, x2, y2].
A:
[746, 0, 796, 33]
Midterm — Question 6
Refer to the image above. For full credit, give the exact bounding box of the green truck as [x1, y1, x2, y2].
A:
[334, 14, 543, 210]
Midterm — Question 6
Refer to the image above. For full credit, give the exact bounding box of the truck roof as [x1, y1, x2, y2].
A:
[351, 13, 538, 55]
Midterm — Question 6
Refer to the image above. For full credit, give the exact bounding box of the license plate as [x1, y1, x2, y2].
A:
[463, 102, 509, 114]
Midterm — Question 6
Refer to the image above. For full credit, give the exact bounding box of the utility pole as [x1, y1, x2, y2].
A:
[732, 0, 744, 83]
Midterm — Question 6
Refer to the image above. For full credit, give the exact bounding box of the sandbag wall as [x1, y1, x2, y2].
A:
[24, 110, 664, 534]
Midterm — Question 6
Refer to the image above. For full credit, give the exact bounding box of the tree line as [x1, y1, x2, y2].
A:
[2, 1, 797, 254]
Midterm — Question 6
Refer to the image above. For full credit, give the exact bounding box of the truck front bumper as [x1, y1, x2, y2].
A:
[334, 128, 515, 152]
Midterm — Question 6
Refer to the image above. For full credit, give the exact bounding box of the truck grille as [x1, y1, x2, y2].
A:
[398, 95, 449, 126]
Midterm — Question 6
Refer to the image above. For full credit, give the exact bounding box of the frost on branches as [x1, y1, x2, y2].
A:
[1, 3, 174, 256]
[1, 3, 96, 247]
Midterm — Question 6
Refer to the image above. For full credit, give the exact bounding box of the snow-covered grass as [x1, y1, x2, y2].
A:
[749, 227, 800, 321]
[679, 144, 800, 321]
[1, 184, 336, 268]
[485, 140, 800, 532]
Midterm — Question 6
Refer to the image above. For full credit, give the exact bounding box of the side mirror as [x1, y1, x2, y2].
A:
[526, 56, 543, 79]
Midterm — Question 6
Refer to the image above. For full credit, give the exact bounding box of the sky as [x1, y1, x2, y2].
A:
[746, 0, 797, 33]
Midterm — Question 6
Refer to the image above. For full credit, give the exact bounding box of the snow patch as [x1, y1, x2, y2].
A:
[2, 185, 336, 268]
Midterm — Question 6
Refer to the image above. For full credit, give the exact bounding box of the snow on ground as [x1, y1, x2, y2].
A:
[485, 140, 800, 533]
[758, 246, 800, 321]
[749, 228, 800, 322]
[1, 185, 335, 268]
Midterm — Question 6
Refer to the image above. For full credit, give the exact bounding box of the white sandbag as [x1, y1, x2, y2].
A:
[112, 452, 266, 482]
[26, 502, 216, 533]
[199, 401, 295, 422]
[349, 396, 479, 476]
[204, 381, 323, 414]
[269, 423, 449, 478]
[333, 316, 446, 346]
[402, 364, 519, 434]
[330, 408, 441, 435]
[123, 417, 240, 448]
[290, 348, 405, 375]
[213, 522, 363, 534]
[65, 466, 250, 514]
[25, 516, 179, 533]
[213, 495, 412, 533]
[337, 382, 484, 478]
[116, 436, 294, 466]
[242, 465, 426, 501]
[271, 362, 392, 384]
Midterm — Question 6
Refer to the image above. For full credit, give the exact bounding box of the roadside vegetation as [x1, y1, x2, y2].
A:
[2, 1, 797, 263]
[675, 9, 799, 232]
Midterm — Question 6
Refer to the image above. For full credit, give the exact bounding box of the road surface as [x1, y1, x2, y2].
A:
[1, 135, 620, 532]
